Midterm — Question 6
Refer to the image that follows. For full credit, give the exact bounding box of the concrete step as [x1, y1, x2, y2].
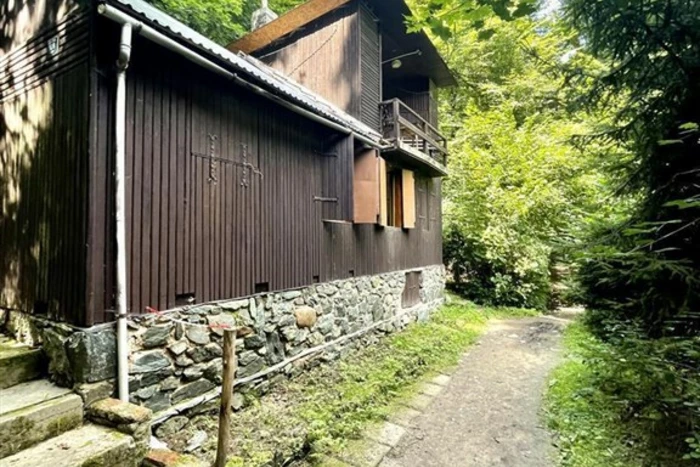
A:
[0, 334, 45, 389]
[0, 379, 83, 459]
[0, 424, 140, 467]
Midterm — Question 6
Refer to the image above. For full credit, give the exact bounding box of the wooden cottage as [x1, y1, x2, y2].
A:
[0, 0, 453, 424]
[2, 0, 452, 327]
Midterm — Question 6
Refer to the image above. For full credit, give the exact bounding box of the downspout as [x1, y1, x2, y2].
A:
[114, 20, 134, 403]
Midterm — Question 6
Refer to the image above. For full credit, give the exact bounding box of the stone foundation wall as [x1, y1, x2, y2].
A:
[1, 266, 445, 415]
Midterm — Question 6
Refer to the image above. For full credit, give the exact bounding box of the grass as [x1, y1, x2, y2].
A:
[161, 295, 537, 466]
[545, 320, 700, 467]
[543, 321, 700, 467]
[293, 296, 538, 461]
[544, 322, 643, 467]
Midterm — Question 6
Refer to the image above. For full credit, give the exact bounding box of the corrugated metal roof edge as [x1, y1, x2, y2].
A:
[102, 0, 383, 143]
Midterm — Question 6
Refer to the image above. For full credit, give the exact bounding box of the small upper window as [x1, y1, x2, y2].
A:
[382, 163, 415, 229]
[386, 167, 403, 227]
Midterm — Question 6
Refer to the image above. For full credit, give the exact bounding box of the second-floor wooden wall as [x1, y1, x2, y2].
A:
[257, 0, 382, 130]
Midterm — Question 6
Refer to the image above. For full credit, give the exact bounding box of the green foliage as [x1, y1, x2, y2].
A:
[144, 0, 305, 45]
[546, 320, 700, 466]
[407, 0, 538, 40]
[563, 0, 700, 337]
[438, 16, 614, 310]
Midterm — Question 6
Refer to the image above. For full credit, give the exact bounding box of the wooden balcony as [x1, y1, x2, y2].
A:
[380, 99, 448, 177]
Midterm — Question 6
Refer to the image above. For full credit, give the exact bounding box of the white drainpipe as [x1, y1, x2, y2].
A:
[114, 20, 133, 403]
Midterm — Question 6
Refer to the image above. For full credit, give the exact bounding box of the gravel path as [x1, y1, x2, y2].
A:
[325, 313, 577, 467]
[381, 315, 568, 467]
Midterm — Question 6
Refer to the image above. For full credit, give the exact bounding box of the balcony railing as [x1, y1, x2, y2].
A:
[380, 99, 448, 171]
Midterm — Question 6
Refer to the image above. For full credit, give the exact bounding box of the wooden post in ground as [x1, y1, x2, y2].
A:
[215, 329, 237, 467]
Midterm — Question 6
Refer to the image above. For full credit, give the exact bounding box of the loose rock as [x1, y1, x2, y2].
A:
[294, 306, 318, 328]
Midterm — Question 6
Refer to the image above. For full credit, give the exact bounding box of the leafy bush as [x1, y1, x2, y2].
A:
[444, 226, 551, 310]
[547, 321, 700, 466]
[439, 18, 613, 310]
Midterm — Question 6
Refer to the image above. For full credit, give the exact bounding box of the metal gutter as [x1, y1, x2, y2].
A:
[97, 2, 388, 149]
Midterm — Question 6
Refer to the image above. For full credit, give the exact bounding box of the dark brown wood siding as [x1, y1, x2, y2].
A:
[90, 24, 442, 321]
[0, 8, 91, 325]
[322, 178, 441, 281]
[359, 3, 381, 130]
[257, 2, 362, 120]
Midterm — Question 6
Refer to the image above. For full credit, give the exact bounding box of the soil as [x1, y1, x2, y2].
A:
[384, 315, 570, 467]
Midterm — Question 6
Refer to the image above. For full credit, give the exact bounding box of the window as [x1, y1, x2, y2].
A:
[386, 168, 402, 227]
[353, 149, 416, 229]
[383, 164, 416, 229]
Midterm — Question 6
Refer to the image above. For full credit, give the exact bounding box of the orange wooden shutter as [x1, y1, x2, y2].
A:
[353, 149, 380, 223]
[402, 169, 416, 229]
[378, 157, 388, 226]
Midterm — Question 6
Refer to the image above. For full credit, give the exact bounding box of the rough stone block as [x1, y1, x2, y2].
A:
[75, 379, 116, 406]
[66, 329, 117, 383]
[185, 326, 210, 345]
[88, 398, 152, 426]
[339, 439, 392, 467]
[131, 351, 172, 374]
[207, 314, 236, 336]
[145, 392, 172, 413]
[171, 379, 215, 404]
[365, 422, 406, 447]
[142, 325, 173, 348]
[143, 449, 208, 467]
[419, 382, 444, 397]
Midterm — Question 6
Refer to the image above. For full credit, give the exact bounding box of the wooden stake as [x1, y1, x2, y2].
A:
[215, 329, 237, 467]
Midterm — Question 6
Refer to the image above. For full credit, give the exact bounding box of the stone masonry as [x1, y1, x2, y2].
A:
[2, 266, 445, 418]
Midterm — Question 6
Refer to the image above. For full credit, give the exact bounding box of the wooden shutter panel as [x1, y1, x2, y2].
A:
[379, 156, 388, 226]
[402, 169, 416, 229]
[354, 149, 380, 223]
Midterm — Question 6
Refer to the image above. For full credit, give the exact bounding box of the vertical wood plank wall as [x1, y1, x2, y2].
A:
[91, 27, 443, 322]
[258, 2, 362, 120]
[359, 3, 381, 130]
[0, 9, 91, 325]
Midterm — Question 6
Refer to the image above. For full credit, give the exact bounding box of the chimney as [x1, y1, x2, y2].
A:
[251, 0, 278, 30]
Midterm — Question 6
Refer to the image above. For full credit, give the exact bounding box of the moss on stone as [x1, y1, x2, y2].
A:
[0, 394, 82, 458]
[0, 344, 44, 389]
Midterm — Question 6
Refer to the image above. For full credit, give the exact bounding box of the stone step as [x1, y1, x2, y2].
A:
[0, 334, 45, 389]
[0, 379, 83, 459]
[0, 424, 139, 467]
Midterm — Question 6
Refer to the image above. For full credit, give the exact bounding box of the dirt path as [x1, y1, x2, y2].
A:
[380, 315, 570, 467]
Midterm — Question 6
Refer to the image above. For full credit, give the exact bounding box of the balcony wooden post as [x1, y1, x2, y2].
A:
[393, 99, 401, 143]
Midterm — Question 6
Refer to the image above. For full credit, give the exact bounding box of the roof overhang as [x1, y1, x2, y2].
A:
[370, 0, 456, 88]
[99, 0, 383, 146]
[228, 0, 456, 88]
